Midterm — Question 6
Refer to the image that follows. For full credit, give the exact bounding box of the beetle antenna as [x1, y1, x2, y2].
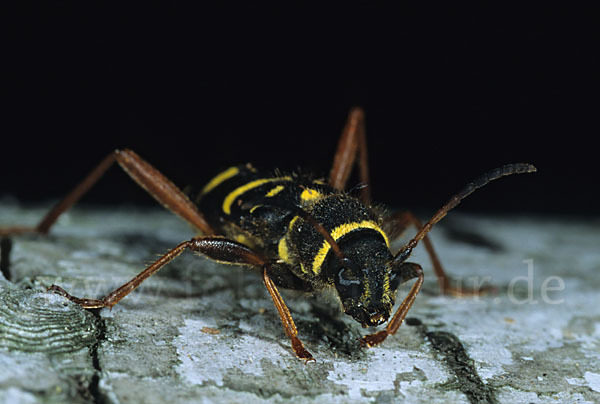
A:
[394, 163, 536, 263]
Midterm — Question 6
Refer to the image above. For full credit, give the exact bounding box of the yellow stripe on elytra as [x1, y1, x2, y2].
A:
[235, 234, 250, 245]
[265, 185, 285, 197]
[311, 220, 390, 274]
[222, 176, 292, 215]
[276, 237, 307, 274]
[277, 215, 300, 267]
[300, 188, 322, 202]
[201, 166, 240, 194]
[249, 204, 263, 214]
[288, 215, 299, 230]
[278, 237, 292, 264]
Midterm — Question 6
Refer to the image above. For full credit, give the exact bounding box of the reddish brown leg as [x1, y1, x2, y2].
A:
[49, 238, 192, 308]
[328, 107, 371, 204]
[49, 235, 314, 361]
[262, 268, 314, 362]
[362, 263, 424, 347]
[386, 211, 493, 297]
[0, 149, 214, 236]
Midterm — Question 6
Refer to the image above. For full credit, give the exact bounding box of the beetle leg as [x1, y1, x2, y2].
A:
[48, 238, 194, 309]
[262, 268, 314, 362]
[328, 107, 371, 204]
[0, 149, 214, 236]
[48, 236, 314, 362]
[362, 263, 424, 347]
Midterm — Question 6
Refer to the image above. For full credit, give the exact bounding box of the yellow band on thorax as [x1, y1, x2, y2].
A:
[311, 220, 389, 274]
[265, 185, 285, 197]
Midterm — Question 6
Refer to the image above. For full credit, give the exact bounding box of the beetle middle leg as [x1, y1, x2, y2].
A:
[385, 211, 494, 297]
[328, 106, 370, 204]
[48, 236, 314, 361]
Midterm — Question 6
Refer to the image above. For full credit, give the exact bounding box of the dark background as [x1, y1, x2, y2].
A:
[2, 4, 598, 216]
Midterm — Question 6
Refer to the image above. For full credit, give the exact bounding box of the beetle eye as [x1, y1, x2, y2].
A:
[338, 267, 360, 286]
[337, 267, 362, 300]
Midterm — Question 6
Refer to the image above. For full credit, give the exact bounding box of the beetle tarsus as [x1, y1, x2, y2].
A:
[292, 336, 315, 363]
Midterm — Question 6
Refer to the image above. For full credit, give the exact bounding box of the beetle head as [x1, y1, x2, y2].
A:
[334, 265, 395, 327]
[331, 235, 396, 327]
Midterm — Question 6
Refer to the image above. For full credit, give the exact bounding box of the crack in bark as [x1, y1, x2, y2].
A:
[89, 308, 108, 404]
[0, 236, 12, 281]
[406, 317, 498, 404]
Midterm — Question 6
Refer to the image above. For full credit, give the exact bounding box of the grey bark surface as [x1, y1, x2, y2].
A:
[0, 202, 599, 403]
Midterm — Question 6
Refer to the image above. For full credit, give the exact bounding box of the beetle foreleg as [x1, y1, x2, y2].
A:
[0, 149, 214, 236]
[386, 211, 495, 297]
[361, 262, 424, 347]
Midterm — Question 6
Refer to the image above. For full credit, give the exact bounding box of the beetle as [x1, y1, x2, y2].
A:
[0, 108, 535, 361]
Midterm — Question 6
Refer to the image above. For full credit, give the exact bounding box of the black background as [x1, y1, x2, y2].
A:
[2, 4, 598, 216]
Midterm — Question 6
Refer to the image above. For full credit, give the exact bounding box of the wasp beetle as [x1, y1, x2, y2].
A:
[0, 108, 536, 361]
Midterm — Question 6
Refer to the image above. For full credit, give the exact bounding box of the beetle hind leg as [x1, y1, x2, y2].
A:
[0, 149, 214, 237]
